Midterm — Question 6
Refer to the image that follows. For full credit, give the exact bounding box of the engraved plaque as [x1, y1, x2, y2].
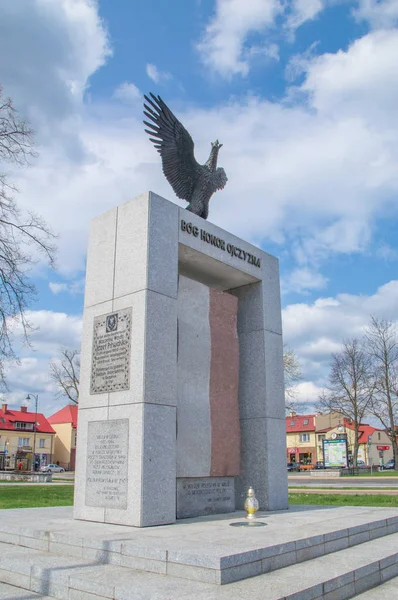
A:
[85, 419, 129, 509]
[90, 307, 132, 394]
[176, 477, 235, 519]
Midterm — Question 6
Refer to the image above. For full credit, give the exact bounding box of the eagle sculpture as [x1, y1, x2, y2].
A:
[143, 93, 227, 220]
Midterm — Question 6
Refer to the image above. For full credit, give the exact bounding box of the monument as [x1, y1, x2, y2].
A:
[74, 94, 287, 527]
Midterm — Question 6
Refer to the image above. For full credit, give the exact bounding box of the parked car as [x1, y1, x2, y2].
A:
[346, 459, 367, 468]
[381, 459, 396, 470]
[315, 461, 325, 469]
[287, 462, 301, 472]
[40, 464, 65, 473]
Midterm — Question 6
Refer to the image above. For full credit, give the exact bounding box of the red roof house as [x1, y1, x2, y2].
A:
[48, 404, 78, 429]
[48, 405, 78, 470]
[0, 402, 55, 470]
[0, 402, 55, 434]
[286, 413, 317, 465]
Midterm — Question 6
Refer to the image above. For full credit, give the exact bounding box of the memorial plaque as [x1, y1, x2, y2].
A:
[90, 307, 132, 394]
[85, 419, 129, 509]
[176, 477, 235, 519]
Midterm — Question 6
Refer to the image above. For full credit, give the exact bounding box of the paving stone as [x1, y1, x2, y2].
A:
[0, 581, 53, 598]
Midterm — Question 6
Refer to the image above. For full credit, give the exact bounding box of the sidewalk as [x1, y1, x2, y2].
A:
[289, 488, 398, 495]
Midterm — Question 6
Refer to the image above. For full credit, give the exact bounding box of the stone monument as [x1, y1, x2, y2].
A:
[74, 191, 288, 527]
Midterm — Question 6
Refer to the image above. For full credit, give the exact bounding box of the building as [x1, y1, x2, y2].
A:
[48, 404, 78, 470]
[287, 410, 394, 468]
[0, 402, 55, 470]
[286, 413, 316, 465]
[316, 421, 393, 467]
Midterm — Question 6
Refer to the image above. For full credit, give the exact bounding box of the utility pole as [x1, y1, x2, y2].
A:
[26, 393, 38, 472]
[368, 434, 372, 475]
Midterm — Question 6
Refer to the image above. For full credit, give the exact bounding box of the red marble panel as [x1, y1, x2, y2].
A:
[209, 289, 240, 476]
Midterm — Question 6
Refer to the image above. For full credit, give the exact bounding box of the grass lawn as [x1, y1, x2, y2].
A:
[0, 485, 74, 509]
[289, 485, 398, 491]
[1, 486, 397, 510]
[289, 493, 398, 507]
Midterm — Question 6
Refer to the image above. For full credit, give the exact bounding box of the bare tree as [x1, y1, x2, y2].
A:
[318, 338, 373, 466]
[284, 346, 302, 411]
[0, 86, 56, 384]
[365, 317, 398, 464]
[50, 348, 80, 404]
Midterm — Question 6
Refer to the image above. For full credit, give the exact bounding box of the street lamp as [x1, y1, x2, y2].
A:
[2, 439, 8, 470]
[26, 394, 38, 472]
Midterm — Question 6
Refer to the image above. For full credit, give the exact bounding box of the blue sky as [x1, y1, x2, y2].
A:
[1, 0, 398, 415]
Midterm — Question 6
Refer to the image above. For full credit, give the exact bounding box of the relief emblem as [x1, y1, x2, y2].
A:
[106, 313, 118, 333]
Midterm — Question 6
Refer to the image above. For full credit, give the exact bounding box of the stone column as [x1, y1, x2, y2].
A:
[231, 260, 288, 510]
[74, 192, 178, 527]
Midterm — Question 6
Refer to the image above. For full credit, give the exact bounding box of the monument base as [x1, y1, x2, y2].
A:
[1, 505, 398, 595]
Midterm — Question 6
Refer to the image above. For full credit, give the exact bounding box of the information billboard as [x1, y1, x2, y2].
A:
[323, 439, 348, 468]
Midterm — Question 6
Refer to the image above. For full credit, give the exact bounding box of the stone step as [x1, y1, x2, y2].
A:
[1, 506, 398, 586]
[0, 533, 398, 599]
[0, 580, 53, 599]
[352, 575, 398, 599]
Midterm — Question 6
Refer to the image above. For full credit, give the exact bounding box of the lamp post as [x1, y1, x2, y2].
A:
[26, 394, 38, 472]
[2, 439, 8, 470]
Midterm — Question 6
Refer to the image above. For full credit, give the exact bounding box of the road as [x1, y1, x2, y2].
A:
[288, 474, 398, 488]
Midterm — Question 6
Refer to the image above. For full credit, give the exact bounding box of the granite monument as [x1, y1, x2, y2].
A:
[74, 191, 288, 527]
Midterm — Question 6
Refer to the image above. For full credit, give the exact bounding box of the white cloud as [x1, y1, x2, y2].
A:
[113, 82, 141, 103]
[292, 381, 324, 406]
[300, 29, 398, 121]
[196, 0, 330, 78]
[376, 244, 398, 260]
[4, 310, 83, 416]
[196, 0, 283, 77]
[49, 283, 68, 295]
[282, 280, 398, 405]
[11, 24, 398, 280]
[11, 310, 83, 354]
[282, 267, 328, 295]
[286, 0, 325, 33]
[3, 2, 398, 293]
[146, 63, 171, 84]
[354, 0, 398, 29]
[49, 280, 84, 295]
[0, 0, 111, 156]
[246, 42, 280, 61]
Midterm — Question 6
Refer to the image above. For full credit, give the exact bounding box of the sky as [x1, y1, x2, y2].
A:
[1, 0, 398, 417]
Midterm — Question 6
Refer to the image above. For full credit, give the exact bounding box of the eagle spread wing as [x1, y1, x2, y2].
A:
[143, 93, 200, 201]
[213, 167, 228, 191]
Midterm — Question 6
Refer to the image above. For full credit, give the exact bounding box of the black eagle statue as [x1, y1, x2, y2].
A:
[143, 93, 228, 220]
